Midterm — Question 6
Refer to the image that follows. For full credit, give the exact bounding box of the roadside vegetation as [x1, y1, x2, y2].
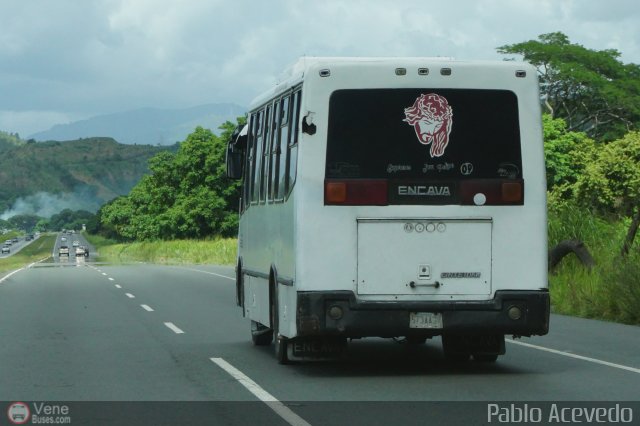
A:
[548, 207, 640, 324]
[0, 234, 55, 274]
[84, 234, 236, 266]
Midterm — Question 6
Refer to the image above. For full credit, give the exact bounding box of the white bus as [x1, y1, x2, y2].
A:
[226, 57, 549, 364]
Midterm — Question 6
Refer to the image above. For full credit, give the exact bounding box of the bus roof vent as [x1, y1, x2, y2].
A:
[515, 70, 527, 78]
[440, 68, 452, 76]
[319, 69, 331, 77]
[418, 68, 429, 76]
[395, 68, 407, 76]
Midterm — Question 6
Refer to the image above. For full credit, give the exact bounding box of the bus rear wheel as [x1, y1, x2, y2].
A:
[251, 320, 273, 346]
[271, 284, 290, 364]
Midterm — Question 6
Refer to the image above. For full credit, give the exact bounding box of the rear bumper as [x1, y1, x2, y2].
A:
[296, 290, 549, 338]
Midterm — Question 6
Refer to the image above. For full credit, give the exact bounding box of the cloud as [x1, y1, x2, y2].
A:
[1, 0, 639, 138]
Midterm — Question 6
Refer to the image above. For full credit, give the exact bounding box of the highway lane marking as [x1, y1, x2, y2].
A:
[102, 272, 108, 276]
[141, 304, 154, 312]
[108, 277, 114, 281]
[125, 293, 135, 298]
[0, 268, 25, 284]
[507, 339, 640, 374]
[115, 284, 122, 289]
[171, 266, 235, 281]
[164, 322, 185, 334]
[210, 358, 312, 426]
[28, 257, 50, 268]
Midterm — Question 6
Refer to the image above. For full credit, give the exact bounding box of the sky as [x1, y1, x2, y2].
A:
[1, 0, 639, 137]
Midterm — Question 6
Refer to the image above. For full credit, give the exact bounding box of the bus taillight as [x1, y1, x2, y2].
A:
[324, 180, 388, 205]
[459, 179, 524, 205]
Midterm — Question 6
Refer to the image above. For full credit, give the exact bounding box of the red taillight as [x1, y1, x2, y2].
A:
[459, 179, 524, 205]
[324, 180, 388, 205]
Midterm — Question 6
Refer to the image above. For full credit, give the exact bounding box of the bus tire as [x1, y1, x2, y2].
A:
[251, 320, 273, 346]
[473, 353, 498, 363]
[270, 274, 290, 364]
[442, 335, 470, 363]
[274, 335, 289, 364]
[236, 261, 244, 308]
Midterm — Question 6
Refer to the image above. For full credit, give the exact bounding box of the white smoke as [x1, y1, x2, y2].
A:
[0, 188, 103, 220]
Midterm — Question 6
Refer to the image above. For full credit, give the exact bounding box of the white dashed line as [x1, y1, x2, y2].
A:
[115, 284, 122, 289]
[141, 304, 154, 312]
[211, 358, 312, 426]
[101, 272, 107, 276]
[108, 277, 114, 281]
[125, 293, 135, 298]
[164, 322, 184, 334]
[507, 339, 640, 374]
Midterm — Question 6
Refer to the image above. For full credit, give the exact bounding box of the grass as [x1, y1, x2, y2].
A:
[84, 234, 237, 266]
[0, 234, 55, 274]
[548, 205, 640, 325]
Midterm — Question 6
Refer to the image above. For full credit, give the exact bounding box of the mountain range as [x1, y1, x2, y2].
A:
[29, 103, 246, 145]
[0, 103, 245, 220]
[0, 137, 174, 219]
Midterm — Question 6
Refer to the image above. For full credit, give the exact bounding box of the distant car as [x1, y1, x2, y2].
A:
[75, 246, 86, 257]
[58, 245, 70, 257]
[72, 240, 80, 247]
[4, 239, 12, 246]
[25, 234, 34, 241]
[1, 245, 10, 254]
[12, 237, 19, 243]
[61, 237, 67, 243]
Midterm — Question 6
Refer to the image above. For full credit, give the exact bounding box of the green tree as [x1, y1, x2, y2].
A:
[572, 132, 640, 255]
[543, 114, 595, 193]
[98, 119, 245, 241]
[498, 32, 640, 141]
[7, 214, 42, 232]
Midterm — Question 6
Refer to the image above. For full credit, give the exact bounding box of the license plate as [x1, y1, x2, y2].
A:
[409, 312, 443, 329]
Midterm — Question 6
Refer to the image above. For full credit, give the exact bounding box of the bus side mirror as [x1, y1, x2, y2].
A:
[226, 124, 247, 180]
[302, 113, 316, 135]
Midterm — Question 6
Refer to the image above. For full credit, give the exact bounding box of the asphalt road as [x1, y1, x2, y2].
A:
[52, 232, 95, 263]
[0, 263, 638, 425]
[0, 234, 40, 259]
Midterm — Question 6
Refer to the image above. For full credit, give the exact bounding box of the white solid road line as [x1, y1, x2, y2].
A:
[171, 266, 235, 281]
[210, 358, 312, 426]
[0, 268, 24, 284]
[125, 293, 135, 298]
[164, 322, 185, 334]
[115, 284, 122, 289]
[140, 304, 154, 312]
[507, 339, 640, 374]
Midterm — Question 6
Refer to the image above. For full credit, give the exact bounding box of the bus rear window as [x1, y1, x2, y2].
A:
[326, 89, 522, 181]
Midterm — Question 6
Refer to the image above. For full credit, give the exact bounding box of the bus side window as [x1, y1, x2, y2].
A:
[268, 100, 281, 202]
[243, 113, 257, 210]
[277, 95, 290, 200]
[285, 90, 301, 196]
[252, 109, 264, 204]
[260, 105, 272, 203]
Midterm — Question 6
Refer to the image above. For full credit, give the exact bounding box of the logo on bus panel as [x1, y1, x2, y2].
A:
[403, 93, 453, 158]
